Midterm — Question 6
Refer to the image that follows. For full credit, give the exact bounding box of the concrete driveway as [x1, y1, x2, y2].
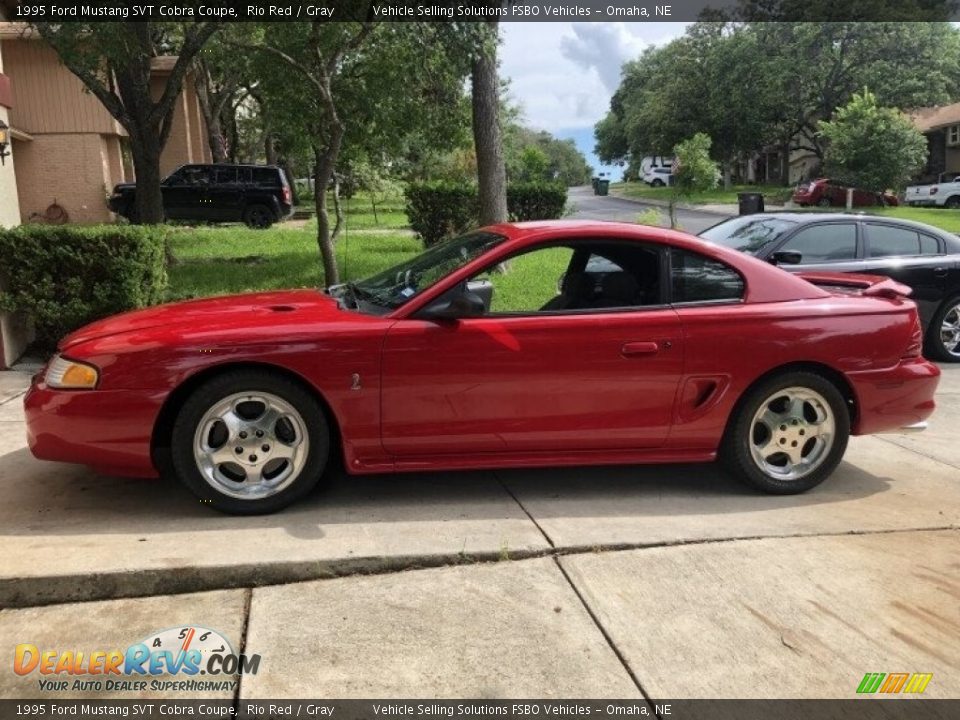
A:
[0, 365, 957, 700]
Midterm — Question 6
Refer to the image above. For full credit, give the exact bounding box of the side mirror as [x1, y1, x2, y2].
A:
[418, 288, 486, 321]
[770, 250, 802, 266]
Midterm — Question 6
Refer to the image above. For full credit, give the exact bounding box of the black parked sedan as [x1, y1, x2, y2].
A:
[700, 213, 960, 361]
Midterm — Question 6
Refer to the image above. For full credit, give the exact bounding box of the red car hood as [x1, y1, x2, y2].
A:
[60, 290, 342, 350]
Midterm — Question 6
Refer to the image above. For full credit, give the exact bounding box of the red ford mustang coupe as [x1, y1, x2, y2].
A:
[25, 221, 939, 514]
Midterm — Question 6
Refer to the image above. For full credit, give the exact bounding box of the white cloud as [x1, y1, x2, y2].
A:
[500, 22, 688, 132]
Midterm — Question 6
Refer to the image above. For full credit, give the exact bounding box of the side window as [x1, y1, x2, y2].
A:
[867, 224, 923, 257]
[214, 167, 237, 184]
[181, 167, 212, 186]
[919, 234, 941, 255]
[468, 241, 662, 314]
[252, 168, 279, 186]
[670, 249, 743, 303]
[473, 246, 575, 314]
[780, 224, 857, 263]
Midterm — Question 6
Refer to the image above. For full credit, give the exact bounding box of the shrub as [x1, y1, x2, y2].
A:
[405, 181, 567, 247]
[405, 181, 479, 247]
[0, 224, 168, 350]
[507, 182, 567, 222]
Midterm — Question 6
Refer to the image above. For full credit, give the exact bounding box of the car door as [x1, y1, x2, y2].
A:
[379, 240, 685, 456]
[163, 165, 212, 220]
[206, 166, 244, 221]
[860, 222, 949, 319]
[770, 221, 862, 273]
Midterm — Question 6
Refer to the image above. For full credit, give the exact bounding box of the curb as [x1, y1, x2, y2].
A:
[607, 192, 790, 218]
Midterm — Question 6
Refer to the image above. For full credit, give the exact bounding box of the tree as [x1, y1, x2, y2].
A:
[243, 18, 474, 285]
[32, 22, 220, 223]
[819, 89, 927, 198]
[669, 134, 718, 228]
[471, 21, 508, 226]
[597, 21, 960, 186]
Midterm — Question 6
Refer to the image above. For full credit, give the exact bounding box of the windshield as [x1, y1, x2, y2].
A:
[350, 231, 506, 309]
[700, 216, 799, 255]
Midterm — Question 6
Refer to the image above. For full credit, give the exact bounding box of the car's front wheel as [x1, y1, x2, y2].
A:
[721, 372, 849, 494]
[171, 370, 329, 514]
[244, 204, 276, 229]
[928, 295, 960, 362]
[651, 179, 665, 187]
[816, 197, 832, 207]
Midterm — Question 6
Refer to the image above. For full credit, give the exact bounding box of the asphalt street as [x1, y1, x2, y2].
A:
[568, 185, 730, 234]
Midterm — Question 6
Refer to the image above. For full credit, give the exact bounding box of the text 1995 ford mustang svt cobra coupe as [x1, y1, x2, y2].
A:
[25, 221, 939, 514]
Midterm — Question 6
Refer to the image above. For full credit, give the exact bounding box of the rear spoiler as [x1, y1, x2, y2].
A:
[796, 272, 913, 299]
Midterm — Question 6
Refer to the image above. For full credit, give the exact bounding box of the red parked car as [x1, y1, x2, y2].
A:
[793, 178, 899, 208]
[25, 221, 938, 514]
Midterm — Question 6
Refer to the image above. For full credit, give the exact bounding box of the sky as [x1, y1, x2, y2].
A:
[499, 22, 689, 180]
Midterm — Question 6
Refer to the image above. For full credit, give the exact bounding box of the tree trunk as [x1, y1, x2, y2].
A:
[331, 173, 345, 243]
[195, 71, 229, 163]
[129, 131, 165, 224]
[313, 131, 344, 287]
[722, 160, 732, 190]
[781, 138, 791, 187]
[471, 22, 508, 226]
[265, 134, 278, 166]
[281, 159, 299, 205]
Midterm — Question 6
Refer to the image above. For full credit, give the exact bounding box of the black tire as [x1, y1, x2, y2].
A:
[170, 370, 329, 514]
[816, 197, 832, 208]
[926, 295, 960, 362]
[244, 204, 275, 229]
[651, 179, 665, 187]
[944, 196, 960, 210]
[721, 371, 850, 494]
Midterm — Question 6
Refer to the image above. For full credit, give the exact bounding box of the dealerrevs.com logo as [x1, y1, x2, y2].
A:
[14, 626, 261, 693]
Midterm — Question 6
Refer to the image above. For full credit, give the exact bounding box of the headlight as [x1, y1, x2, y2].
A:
[45, 355, 99, 389]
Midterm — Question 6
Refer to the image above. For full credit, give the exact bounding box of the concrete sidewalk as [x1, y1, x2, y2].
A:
[2, 530, 957, 699]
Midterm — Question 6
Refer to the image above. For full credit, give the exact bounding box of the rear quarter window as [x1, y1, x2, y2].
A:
[670, 248, 744, 303]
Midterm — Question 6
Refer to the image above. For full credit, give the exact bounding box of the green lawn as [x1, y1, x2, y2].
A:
[851, 206, 960, 234]
[166, 199, 572, 312]
[612, 181, 794, 205]
[166, 196, 420, 300]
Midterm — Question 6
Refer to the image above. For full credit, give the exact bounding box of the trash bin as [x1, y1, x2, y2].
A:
[738, 192, 764, 215]
[597, 179, 610, 196]
[591, 177, 600, 194]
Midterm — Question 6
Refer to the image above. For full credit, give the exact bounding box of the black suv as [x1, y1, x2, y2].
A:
[108, 164, 294, 228]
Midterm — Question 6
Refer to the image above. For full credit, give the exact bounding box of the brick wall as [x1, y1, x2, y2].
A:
[15, 133, 114, 224]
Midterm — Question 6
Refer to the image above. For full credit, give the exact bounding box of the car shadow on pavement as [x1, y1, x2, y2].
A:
[0, 445, 892, 539]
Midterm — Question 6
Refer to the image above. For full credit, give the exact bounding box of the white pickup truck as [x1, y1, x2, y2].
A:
[905, 172, 960, 208]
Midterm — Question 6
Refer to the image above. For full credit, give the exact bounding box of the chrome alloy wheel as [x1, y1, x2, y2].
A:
[193, 392, 310, 500]
[941, 301, 960, 358]
[748, 386, 836, 481]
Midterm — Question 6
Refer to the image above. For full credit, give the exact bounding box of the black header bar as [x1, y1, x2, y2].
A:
[7, 0, 960, 23]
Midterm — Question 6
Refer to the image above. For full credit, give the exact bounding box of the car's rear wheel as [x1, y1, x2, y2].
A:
[816, 197, 832, 207]
[651, 179, 665, 187]
[927, 295, 960, 362]
[721, 372, 849, 494]
[244, 204, 275, 229]
[171, 370, 329, 514]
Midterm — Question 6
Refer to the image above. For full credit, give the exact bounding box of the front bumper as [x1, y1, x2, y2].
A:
[24, 379, 167, 478]
[847, 358, 940, 436]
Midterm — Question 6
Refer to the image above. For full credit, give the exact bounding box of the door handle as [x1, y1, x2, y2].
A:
[621, 341, 660, 357]
[934, 267, 948, 277]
